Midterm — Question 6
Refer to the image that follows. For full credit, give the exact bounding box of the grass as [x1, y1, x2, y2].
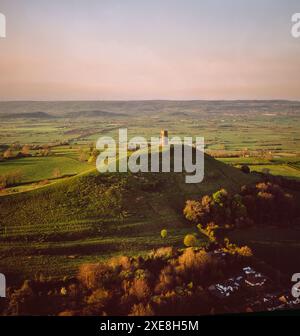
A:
[0, 227, 204, 283]
[0, 155, 91, 183]
[1, 108, 300, 152]
[0, 101, 299, 284]
[0, 152, 257, 239]
[250, 164, 300, 180]
[0, 151, 256, 282]
[217, 156, 300, 180]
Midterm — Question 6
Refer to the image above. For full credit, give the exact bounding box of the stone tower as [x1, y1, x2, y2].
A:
[160, 129, 169, 147]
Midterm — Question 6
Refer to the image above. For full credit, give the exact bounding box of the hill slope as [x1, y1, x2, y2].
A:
[0, 151, 258, 241]
[65, 110, 127, 118]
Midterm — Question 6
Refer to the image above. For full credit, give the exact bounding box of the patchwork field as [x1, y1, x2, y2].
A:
[218, 157, 300, 180]
[0, 101, 300, 285]
[0, 155, 91, 183]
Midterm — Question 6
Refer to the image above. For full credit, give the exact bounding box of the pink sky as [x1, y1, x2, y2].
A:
[0, 0, 300, 100]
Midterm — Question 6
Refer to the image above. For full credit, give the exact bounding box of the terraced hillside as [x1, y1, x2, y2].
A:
[0, 151, 258, 281]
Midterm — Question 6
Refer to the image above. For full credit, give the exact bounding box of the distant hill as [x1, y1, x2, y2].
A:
[0, 100, 300, 117]
[66, 110, 127, 118]
[0, 111, 56, 119]
[167, 111, 191, 117]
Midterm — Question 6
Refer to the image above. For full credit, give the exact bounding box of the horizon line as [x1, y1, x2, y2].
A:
[1, 99, 300, 103]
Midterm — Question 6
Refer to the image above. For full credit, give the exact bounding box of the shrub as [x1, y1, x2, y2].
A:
[21, 145, 31, 155]
[87, 288, 111, 307]
[212, 189, 228, 206]
[6, 280, 35, 315]
[129, 303, 154, 316]
[108, 256, 132, 270]
[78, 263, 111, 290]
[79, 150, 88, 162]
[134, 269, 151, 280]
[150, 247, 176, 259]
[237, 246, 253, 257]
[160, 229, 168, 239]
[152, 289, 197, 315]
[183, 200, 203, 222]
[0, 170, 23, 187]
[178, 248, 211, 272]
[175, 248, 221, 286]
[241, 165, 250, 174]
[183, 234, 198, 247]
[129, 278, 151, 300]
[3, 149, 14, 159]
[154, 264, 183, 295]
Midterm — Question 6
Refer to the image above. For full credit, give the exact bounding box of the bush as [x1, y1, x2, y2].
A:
[160, 229, 168, 239]
[155, 265, 178, 294]
[78, 263, 111, 290]
[178, 249, 212, 272]
[212, 189, 228, 206]
[87, 288, 111, 307]
[0, 170, 23, 188]
[2, 245, 258, 316]
[129, 303, 154, 316]
[183, 200, 204, 222]
[183, 234, 198, 247]
[108, 256, 132, 270]
[129, 278, 151, 300]
[236, 246, 253, 257]
[3, 149, 14, 159]
[150, 247, 176, 259]
[241, 165, 250, 174]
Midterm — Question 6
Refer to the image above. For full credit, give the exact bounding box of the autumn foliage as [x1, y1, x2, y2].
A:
[184, 182, 296, 230]
[2, 245, 254, 316]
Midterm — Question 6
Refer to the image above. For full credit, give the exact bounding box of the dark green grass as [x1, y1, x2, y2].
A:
[0, 227, 205, 283]
[0, 152, 256, 281]
[0, 155, 91, 184]
[0, 153, 257, 241]
[0, 102, 299, 284]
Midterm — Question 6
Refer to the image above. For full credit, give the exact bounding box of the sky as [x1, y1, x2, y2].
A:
[0, 0, 299, 100]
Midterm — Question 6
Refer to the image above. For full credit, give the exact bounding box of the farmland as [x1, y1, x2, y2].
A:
[0, 155, 91, 183]
[218, 157, 300, 180]
[0, 100, 300, 284]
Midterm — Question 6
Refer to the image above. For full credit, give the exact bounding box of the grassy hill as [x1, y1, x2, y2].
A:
[0, 151, 258, 281]
[0, 152, 257, 241]
[0, 156, 91, 184]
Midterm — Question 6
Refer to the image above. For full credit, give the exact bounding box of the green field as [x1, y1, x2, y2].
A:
[0, 156, 91, 183]
[0, 227, 200, 282]
[0, 150, 256, 282]
[218, 157, 300, 180]
[0, 101, 300, 283]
